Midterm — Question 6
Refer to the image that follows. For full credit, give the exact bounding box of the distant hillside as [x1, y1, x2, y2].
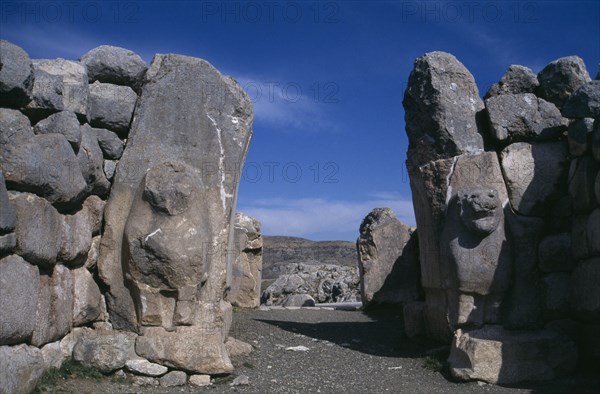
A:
[262, 236, 357, 280]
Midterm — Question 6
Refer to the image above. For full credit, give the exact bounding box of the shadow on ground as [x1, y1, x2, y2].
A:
[254, 306, 441, 358]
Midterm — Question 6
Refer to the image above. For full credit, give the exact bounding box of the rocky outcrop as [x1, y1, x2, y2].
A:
[357, 208, 420, 307]
[226, 212, 263, 308]
[261, 263, 359, 306]
[403, 52, 594, 383]
[262, 236, 356, 279]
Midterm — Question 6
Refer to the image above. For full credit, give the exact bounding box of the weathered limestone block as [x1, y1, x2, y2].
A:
[72, 267, 103, 326]
[10, 192, 62, 267]
[500, 141, 569, 216]
[24, 67, 64, 120]
[226, 212, 263, 308]
[0, 40, 33, 108]
[59, 206, 93, 266]
[88, 81, 137, 133]
[72, 327, 137, 373]
[78, 124, 111, 198]
[587, 208, 600, 256]
[125, 359, 168, 377]
[0, 255, 39, 345]
[0, 171, 16, 256]
[539, 233, 574, 272]
[91, 127, 124, 159]
[536, 55, 591, 108]
[403, 51, 484, 167]
[32, 58, 89, 118]
[0, 344, 46, 394]
[593, 120, 600, 161]
[485, 93, 565, 142]
[81, 45, 147, 90]
[562, 80, 600, 118]
[568, 118, 594, 156]
[448, 325, 577, 384]
[403, 301, 426, 339]
[484, 65, 539, 98]
[542, 273, 571, 321]
[31, 264, 74, 347]
[33, 111, 82, 153]
[568, 156, 600, 212]
[571, 258, 600, 322]
[136, 325, 233, 374]
[357, 208, 420, 307]
[503, 215, 543, 330]
[98, 54, 252, 374]
[0, 109, 87, 208]
[0, 171, 16, 234]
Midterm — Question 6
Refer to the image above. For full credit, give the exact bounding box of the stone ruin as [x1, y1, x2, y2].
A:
[0, 40, 262, 393]
[402, 52, 599, 384]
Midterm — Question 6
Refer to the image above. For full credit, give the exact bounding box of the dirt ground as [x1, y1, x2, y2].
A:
[38, 307, 600, 394]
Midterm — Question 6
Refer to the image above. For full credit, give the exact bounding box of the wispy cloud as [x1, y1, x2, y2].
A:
[229, 74, 341, 133]
[237, 192, 415, 241]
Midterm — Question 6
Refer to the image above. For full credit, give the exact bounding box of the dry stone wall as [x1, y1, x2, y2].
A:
[0, 40, 254, 393]
[402, 52, 599, 384]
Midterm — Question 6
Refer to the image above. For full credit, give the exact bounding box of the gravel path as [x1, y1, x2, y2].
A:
[45, 307, 599, 393]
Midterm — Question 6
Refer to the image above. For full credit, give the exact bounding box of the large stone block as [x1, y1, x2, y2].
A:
[536, 55, 591, 108]
[567, 118, 594, 156]
[0, 344, 46, 394]
[0, 171, 15, 234]
[500, 141, 569, 216]
[97, 54, 252, 377]
[568, 156, 600, 213]
[81, 45, 147, 91]
[484, 65, 539, 98]
[1, 113, 87, 208]
[77, 124, 111, 198]
[33, 111, 82, 153]
[226, 212, 263, 308]
[31, 264, 74, 347]
[541, 273, 571, 321]
[448, 325, 577, 384]
[72, 327, 137, 373]
[503, 215, 544, 330]
[136, 325, 233, 374]
[0, 40, 33, 108]
[59, 205, 93, 266]
[72, 267, 103, 326]
[571, 258, 600, 322]
[0, 255, 39, 345]
[32, 58, 89, 118]
[562, 80, 600, 118]
[10, 192, 62, 267]
[24, 67, 64, 121]
[403, 51, 484, 167]
[88, 81, 137, 133]
[357, 208, 420, 307]
[485, 93, 565, 142]
[539, 233, 574, 273]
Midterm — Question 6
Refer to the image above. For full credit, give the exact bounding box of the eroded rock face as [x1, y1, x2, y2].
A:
[484, 65, 539, 98]
[97, 53, 252, 374]
[357, 208, 420, 307]
[72, 327, 137, 373]
[0, 344, 46, 394]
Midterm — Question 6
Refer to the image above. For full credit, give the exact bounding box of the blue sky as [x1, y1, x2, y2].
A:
[2, 0, 598, 241]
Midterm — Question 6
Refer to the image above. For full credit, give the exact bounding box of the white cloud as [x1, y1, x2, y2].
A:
[229, 74, 340, 133]
[237, 193, 415, 241]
